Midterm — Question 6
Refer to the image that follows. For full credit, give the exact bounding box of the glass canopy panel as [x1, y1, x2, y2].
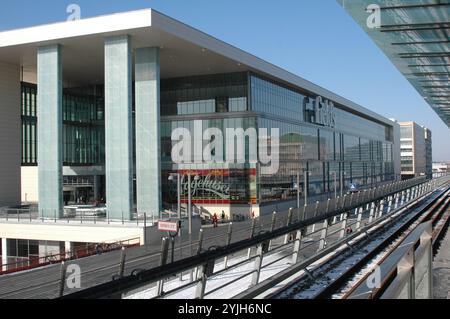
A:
[338, 0, 450, 128]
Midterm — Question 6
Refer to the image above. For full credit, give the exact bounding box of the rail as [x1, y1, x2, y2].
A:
[59, 176, 449, 299]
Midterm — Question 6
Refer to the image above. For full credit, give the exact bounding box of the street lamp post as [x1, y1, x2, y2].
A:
[187, 173, 200, 235]
[168, 173, 182, 222]
[188, 174, 192, 235]
[340, 170, 346, 197]
[296, 172, 300, 209]
[330, 171, 337, 198]
[168, 173, 182, 243]
[303, 170, 311, 206]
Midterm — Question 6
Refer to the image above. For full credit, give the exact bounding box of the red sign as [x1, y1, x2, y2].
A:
[158, 221, 179, 233]
[176, 168, 257, 205]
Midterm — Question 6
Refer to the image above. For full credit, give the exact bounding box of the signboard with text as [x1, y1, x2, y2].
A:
[158, 221, 179, 233]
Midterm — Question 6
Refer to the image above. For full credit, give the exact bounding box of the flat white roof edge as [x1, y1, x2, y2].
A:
[0, 9, 153, 47]
[0, 8, 394, 128]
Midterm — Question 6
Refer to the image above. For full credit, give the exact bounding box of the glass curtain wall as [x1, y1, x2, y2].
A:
[251, 75, 395, 204]
[20, 82, 105, 166]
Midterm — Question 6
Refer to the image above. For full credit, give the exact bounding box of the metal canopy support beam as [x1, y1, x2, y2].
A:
[393, 40, 450, 45]
[379, 3, 450, 10]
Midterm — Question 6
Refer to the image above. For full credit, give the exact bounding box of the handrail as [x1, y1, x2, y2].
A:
[0, 236, 141, 276]
[60, 177, 442, 299]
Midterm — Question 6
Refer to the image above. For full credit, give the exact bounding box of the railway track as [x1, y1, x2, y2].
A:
[270, 185, 450, 299]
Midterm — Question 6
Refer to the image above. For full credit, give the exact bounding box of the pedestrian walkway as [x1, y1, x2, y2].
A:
[433, 223, 450, 299]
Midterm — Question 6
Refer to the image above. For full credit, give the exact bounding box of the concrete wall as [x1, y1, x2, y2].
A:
[0, 62, 21, 207]
[21, 167, 38, 203]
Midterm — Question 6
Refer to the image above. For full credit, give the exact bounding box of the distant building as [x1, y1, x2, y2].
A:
[433, 162, 450, 178]
[399, 122, 432, 180]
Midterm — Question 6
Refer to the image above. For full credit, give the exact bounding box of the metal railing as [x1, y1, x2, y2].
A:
[0, 205, 156, 227]
[59, 176, 450, 299]
[0, 236, 141, 276]
[346, 221, 434, 299]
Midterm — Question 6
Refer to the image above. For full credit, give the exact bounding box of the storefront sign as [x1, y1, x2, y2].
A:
[304, 96, 336, 128]
[181, 173, 230, 199]
[158, 221, 179, 233]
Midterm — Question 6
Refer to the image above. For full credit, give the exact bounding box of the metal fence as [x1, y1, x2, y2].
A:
[60, 175, 450, 299]
[0, 236, 141, 276]
[346, 221, 434, 299]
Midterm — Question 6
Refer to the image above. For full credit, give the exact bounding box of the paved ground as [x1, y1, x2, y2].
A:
[433, 219, 450, 299]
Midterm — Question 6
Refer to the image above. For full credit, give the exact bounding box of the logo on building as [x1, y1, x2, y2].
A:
[181, 173, 231, 199]
[304, 96, 336, 128]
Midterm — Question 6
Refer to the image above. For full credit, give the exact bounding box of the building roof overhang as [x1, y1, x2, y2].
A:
[0, 8, 394, 127]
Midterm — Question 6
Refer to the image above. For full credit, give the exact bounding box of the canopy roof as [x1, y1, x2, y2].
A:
[338, 0, 449, 128]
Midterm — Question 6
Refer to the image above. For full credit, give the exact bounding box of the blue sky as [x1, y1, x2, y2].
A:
[1, 0, 449, 161]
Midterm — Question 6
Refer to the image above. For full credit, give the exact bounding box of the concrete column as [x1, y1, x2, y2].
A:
[368, 202, 375, 223]
[339, 213, 348, 239]
[1, 238, 7, 271]
[318, 219, 329, 251]
[356, 207, 363, 230]
[395, 192, 400, 209]
[104, 35, 133, 221]
[378, 200, 385, 218]
[37, 44, 63, 218]
[387, 196, 393, 214]
[93, 175, 99, 201]
[292, 229, 303, 264]
[135, 47, 162, 220]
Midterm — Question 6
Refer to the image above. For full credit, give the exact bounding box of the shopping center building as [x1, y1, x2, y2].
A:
[0, 9, 402, 222]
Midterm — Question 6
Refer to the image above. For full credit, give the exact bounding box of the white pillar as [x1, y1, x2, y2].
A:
[37, 44, 63, 218]
[369, 202, 375, 223]
[65, 241, 73, 259]
[1, 238, 7, 271]
[135, 47, 162, 220]
[339, 213, 348, 239]
[105, 35, 133, 221]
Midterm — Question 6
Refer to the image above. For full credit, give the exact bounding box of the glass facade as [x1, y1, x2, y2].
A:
[22, 71, 396, 207]
[159, 73, 395, 206]
[20, 82, 105, 166]
[161, 73, 248, 116]
[161, 117, 258, 205]
[251, 75, 394, 204]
